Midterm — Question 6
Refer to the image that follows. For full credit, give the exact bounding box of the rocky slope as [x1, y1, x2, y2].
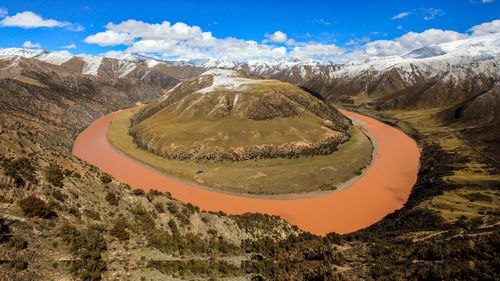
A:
[130, 69, 352, 161]
[0, 58, 303, 280]
[0, 48, 204, 89]
[0, 56, 168, 152]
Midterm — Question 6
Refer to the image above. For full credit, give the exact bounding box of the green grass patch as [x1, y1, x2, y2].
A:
[420, 188, 499, 222]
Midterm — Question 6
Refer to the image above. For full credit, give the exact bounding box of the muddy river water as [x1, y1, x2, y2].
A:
[73, 109, 420, 235]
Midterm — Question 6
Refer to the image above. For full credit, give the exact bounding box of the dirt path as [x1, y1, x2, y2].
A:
[73, 109, 420, 235]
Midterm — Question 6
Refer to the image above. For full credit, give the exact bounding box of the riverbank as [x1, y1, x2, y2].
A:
[108, 106, 374, 197]
[73, 108, 420, 235]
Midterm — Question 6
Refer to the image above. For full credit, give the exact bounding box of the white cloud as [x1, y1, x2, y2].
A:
[84, 30, 134, 46]
[22, 41, 41, 48]
[61, 43, 77, 49]
[363, 29, 467, 56]
[103, 50, 124, 58]
[364, 40, 406, 56]
[66, 24, 84, 32]
[83, 18, 498, 62]
[0, 8, 7, 18]
[0, 11, 83, 31]
[346, 36, 371, 46]
[392, 12, 411, 20]
[422, 8, 444, 20]
[398, 29, 467, 47]
[469, 19, 500, 36]
[264, 31, 288, 43]
[311, 18, 331, 25]
[106, 20, 211, 41]
[1, 11, 63, 28]
[84, 19, 287, 61]
[482, 0, 494, 3]
[289, 43, 345, 60]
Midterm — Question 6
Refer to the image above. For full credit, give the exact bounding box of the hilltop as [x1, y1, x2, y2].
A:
[105, 69, 372, 195]
[130, 69, 352, 161]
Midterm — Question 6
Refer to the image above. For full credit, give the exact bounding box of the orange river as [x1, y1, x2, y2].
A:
[72, 109, 420, 236]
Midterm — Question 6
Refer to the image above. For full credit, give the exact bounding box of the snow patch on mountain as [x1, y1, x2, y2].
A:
[403, 46, 446, 59]
[38, 51, 74, 65]
[115, 53, 162, 68]
[196, 69, 263, 94]
[81, 56, 103, 75]
[114, 60, 138, 78]
[0, 48, 47, 60]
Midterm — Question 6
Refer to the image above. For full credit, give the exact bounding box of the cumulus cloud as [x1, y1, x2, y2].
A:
[84, 30, 134, 46]
[0, 11, 83, 31]
[83, 18, 498, 62]
[264, 31, 288, 43]
[469, 19, 500, 36]
[363, 29, 467, 56]
[392, 12, 411, 20]
[84, 19, 287, 60]
[84, 20, 212, 47]
[289, 43, 345, 60]
[22, 41, 41, 48]
[103, 50, 125, 58]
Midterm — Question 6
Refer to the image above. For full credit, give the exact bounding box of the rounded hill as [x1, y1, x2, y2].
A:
[130, 69, 352, 161]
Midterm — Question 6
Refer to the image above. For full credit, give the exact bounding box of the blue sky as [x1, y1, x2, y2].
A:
[0, 0, 498, 61]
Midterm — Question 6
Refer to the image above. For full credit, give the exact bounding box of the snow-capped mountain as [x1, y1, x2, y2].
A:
[0, 33, 498, 111]
[1, 32, 497, 84]
[0, 33, 498, 156]
[195, 33, 499, 120]
[202, 33, 499, 84]
[0, 48, 198, 80]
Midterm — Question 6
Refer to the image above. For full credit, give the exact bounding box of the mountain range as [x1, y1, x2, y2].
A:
[1, 32, 498, 157]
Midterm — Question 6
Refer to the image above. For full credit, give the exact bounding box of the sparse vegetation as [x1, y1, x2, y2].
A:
[100, 173, 112, 184]
[52, 189, 67, 202]
[8, 257, 28, 271]
[1, 157, 37, 187]
[105, 191, 119, 206]
[149, 259, 242, 279]
[45, 165, 65, 187]
[59, 224, 107, 280]
[0, 218, 11, 243]
[131, 205, 155, 232]
[109, 219, 130, 241]
[8, 236, 28, 250]
[148, 228, 241, 256]
[18, 195, 56, 218]
[132, 188, 146, 196]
